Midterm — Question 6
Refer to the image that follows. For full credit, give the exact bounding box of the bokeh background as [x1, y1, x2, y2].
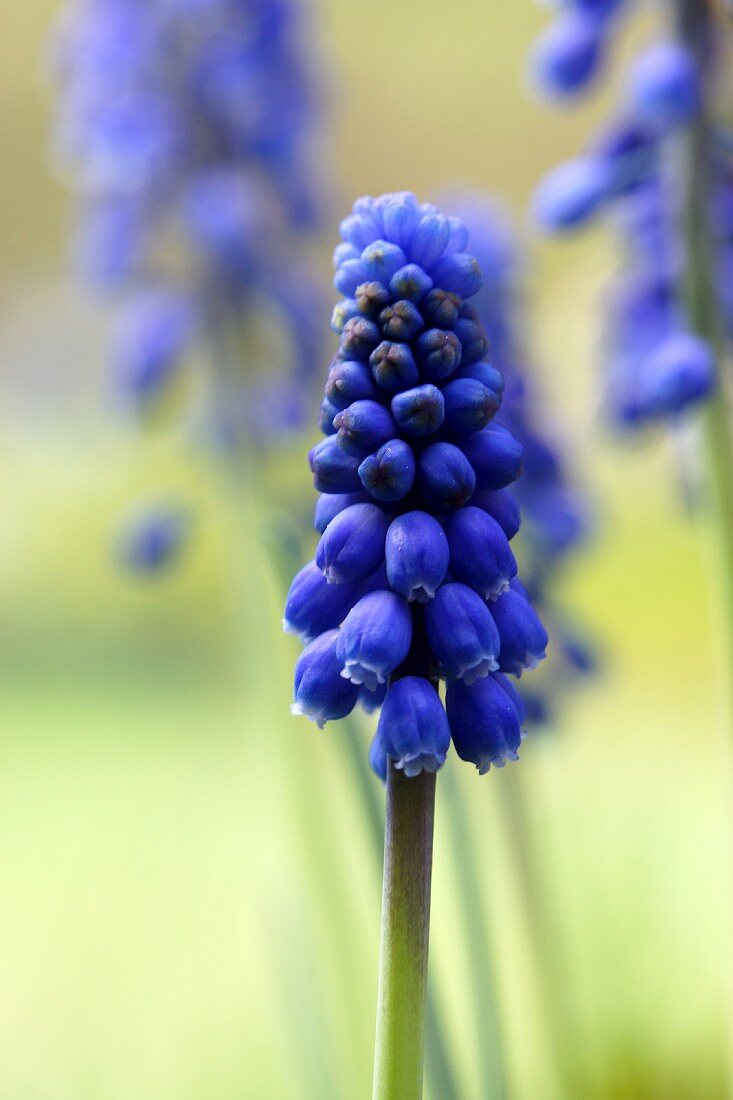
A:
[1, 2, 729, 1097]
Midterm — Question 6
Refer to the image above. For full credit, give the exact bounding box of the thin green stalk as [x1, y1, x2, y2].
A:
[373, 765, 436, 1100]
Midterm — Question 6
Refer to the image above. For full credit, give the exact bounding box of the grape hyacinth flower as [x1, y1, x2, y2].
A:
[285, 191, 548, 1099]
[50, 0, 324, 447]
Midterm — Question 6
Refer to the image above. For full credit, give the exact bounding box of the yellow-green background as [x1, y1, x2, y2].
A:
[0, 2, 727, 1097]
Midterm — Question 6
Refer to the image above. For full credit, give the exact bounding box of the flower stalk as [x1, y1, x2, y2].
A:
[373, 764, 436, 1100]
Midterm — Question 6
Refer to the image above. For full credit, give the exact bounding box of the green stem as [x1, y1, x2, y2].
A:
[373, 765, 436, 1100]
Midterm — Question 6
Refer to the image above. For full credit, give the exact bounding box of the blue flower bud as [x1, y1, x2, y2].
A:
[315, 502, 388, 583]
[355, 281, 391, 315]
[461, 423, 524, 490]
[369, 732, 389, 782]
[409, 214, 451, 270]
[318, 397, 340, 434]
[630, 43, 699, 130]
[420, 289, 461, 328]
[446, 675, 522, 773]
[340, 214, 379, 251]
[116, 502, 190, 574]
[382, 193, 420, 250]
[453, 311, 490, 366]
[377, 677, 450, 776]
[445, 506, 517, 599]
[385, 511, 449, 602]
[325, 359, 377, 408]
[284, 562, 361, 641]
[391, 384, 445, 437]
[112, 290, 193, 401]
[446, 215, 469, 254]
[640, 332, 714, 418]
[314, 491, 370, 534]
[431, 253, 483, 299]
[379, 300, 424, 341]
[360, 680, 388, 714]
[491, 585, 548, 675]
[334, 242, 359, 268]
[339, 317, 381, 359]
[457, 359, 505, 398]
[419, 442, 477, 511]
[425, 582, 500, 683]
[370, 340, 420, 391]
[389, 264, 433, 302]
[361, 240, 407, 283]
[534, 157, 610, 232]
[416, 329, 463, 381]
[442, 377, 500, 434]
[292, 629, 359, 728]
[309, 436, 362, 493]
[334, 258, 369, 296]
[530, 12, 604, 98]
[471, 488, 521, 540]
[337, 590, 412, 689]
[493, 672, 526, 727]
[359, 438, 416, 501]
[331, 299, 361, 333]
[334, 399, 398, 456]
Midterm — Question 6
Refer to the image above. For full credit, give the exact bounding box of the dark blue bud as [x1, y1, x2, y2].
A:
[325, 360, 377, 408]
[425, 582, 500, 683]
[369, 732, 389, 782]
[355, 281, 391, 315]
[293, 629, 359, 728]
[359, 439, 416, 501]
[630, 43, 699, 130]
[457, 359, 505, 398]
[385, 511, 449, 602]
[431, 253, 483, 298]
[117, 503, 190, 574]
[315, 502, 388, 583]
[491, 587, 548, 675]
[530, 11, 604, 98]
[284, 562, 361, 641]
[442, 377, 500, 434]
[416, 329, 463, 381]
[419, 442, 476, 510]
[361, 240, 408, 283]
[339, 317, 381, 360]
[534, 157, 610, 232]
[446, 216, 469, 254]
[641, 332, 714, 417]
[461, 424, 524, 490]
[334, 400, 398, 456]
[453, 313, 490, 366]
[309, 437, 363, 493]
[410, 214, 451, 270]
[331, 299, 361, 333]
[334, 258, 369, 296]
[377, 677, 450, 777]
[471, 489, 521, 540]
[389, 264, 434, 302]
[391, 384, 445, 437]
[379, 300, 424, 341]
[420, 289, 461, 328]
[314, 491, 370, 534]
[446, 675, 522, 773]
[319, 397, 340, 434]
[337, 590, 412, 689]
[370, 341, 420, 391]
[382, 194, 420, 249]
[445, 506, 517, 599]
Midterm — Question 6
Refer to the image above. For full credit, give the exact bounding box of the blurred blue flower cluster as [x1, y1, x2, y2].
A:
[286, 193, 550, 777]
[51, 0, 324, 440]
[449, 193, 594, 724]
[530, 8, 719, 428]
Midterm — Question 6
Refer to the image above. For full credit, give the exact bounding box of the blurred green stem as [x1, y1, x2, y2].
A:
[373, 765, 436, 1100]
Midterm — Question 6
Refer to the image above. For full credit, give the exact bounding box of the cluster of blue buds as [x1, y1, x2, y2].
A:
[50, 0, 323, 438]
[448, 193, 594, 723]
[285, 194, 549, 777]
[531, 12, 719, 428]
